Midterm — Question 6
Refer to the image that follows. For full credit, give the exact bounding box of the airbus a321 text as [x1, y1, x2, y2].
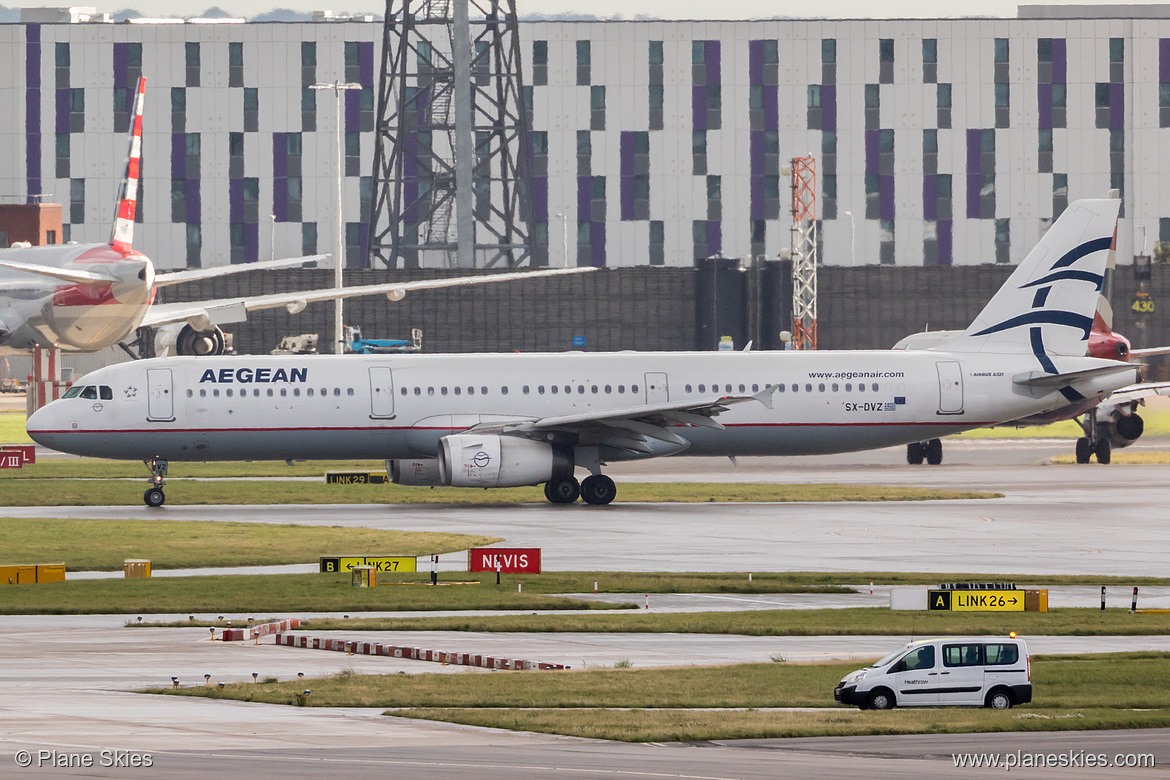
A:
[0, 76, 590, 358]
[28, 199, 1142, 506]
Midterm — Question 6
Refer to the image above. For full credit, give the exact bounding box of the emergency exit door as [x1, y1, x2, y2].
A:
[644, 373, 669, 404]
[936, 361, 964, 415]
[368, 366, 395, 418]
[146, 368, 174, 421]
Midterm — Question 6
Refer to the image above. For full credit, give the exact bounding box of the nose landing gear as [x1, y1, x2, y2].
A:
[144, 457, 168, 507]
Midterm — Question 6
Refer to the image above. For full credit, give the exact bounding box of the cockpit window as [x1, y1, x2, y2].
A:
[79, 386, 98, 400]
[99, 386, 113, 400]
[62, 386, 83, 399]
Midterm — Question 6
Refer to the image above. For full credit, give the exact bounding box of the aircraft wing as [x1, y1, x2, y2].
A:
[139, 266, 596, 330]
[1102, 381, 1170, 407]
[1130, 345, 1170, 359]
[467, 386, 778, 456]
[153, 254, 327, 287]
[0, 260, 109, 284]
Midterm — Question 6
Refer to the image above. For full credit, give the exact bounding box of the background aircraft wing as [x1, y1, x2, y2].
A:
[153, 254, 327, 287]
[1103, 381, 1170, 406]
[0, 260, 109, 284]
[140, 266, 596, 329]
[467, 387, 776, 456]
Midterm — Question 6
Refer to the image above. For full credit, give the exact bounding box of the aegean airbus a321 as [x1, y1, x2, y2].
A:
[27, 198, 1141, 506]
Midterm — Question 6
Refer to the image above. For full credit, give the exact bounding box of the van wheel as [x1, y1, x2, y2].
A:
[867, 688, 895, 710]
[986, 689, 1013, 710]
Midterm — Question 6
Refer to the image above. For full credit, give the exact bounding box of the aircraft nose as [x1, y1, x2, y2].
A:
[25, 403, 59, 446]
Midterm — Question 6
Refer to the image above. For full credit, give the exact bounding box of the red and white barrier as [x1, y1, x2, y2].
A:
[271, 633, 567, 670]
[220, 618, 301, 642]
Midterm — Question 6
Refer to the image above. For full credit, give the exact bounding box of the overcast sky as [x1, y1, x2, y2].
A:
[9, 0, 1161, 20]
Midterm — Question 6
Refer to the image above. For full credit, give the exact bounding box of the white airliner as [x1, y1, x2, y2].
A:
[28, 198, 1142, 507]
[0, 76, 590, 358]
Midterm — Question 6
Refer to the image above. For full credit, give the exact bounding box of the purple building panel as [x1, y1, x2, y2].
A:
[938, 220, 953, 266]
[706, 41, 720, 85]
[1162, 40, 1170, 83]
[359, 42, 374, 87]
[764, 85, 779, 130]
[880, 176, 895, 221]
[1052, 39, 1066, 83]
[590, 221, 606, 267]
[532, 177, 548, 222]
[706, 220, 721, 255]
[692, 85, 706, 131]
[749, 40, 763, 84]
[186, 179, 200, 224]
[113, 43, 128, 89]
[55, 89, 70, 134]
[1037, 84, 1052, 129]
[403, 181, 418, 224]
[229, 179, 243, 222]
[821, 84, 836, 132]
[922, 175, 938, 221]
[577, 176, 590, 221]
[966, 129, 982, 219]
[26, 25, 40, 202]
[864, 130, 879, 175]
[244, 223, 258, 262]
[619, 131, 634, 220]
[345, 90, 360, 133]
[1110, 83, 1124, 130]
[358, 222, 370, 267]
[273, 133, 288, 177]
[170, 133, 186, 177]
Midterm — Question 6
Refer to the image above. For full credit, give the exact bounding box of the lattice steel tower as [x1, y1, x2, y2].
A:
[367, 0, 535, 269]
[789, 155, 818, 350]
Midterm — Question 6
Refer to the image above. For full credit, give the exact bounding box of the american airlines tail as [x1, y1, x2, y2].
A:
[946, 198, 1120, 360]
[108, 76, 146, 254]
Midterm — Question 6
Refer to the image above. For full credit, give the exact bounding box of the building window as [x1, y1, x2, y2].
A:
[229, 42, 244, 87]
[532, 40, 547, 85]
[185, 42, 200, 87]
[879, 38, 894, 83]
[576, 40, 590, 85]
[922, 38, 937, 83]
[590, 85, 605, 130]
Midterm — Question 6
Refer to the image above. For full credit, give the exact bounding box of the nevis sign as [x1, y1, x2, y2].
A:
[468, 547, 541, 574]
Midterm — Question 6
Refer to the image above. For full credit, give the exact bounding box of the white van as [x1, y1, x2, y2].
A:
[834, 636, 1031, 710]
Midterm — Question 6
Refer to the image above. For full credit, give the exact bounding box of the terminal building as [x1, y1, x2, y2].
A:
[2, 5, 1170, 273]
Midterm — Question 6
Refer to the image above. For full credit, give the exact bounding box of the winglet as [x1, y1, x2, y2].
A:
[109, 76, 145, 254]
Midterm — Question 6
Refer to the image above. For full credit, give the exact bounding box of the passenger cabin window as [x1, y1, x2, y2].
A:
[279, 388, 287, 397]
[501, 386, 509, 395]
[200, 389, 207, 397]
[186, 389, 193, 398]
[347, 388, 354, 396]
[226, 388, 233, 398]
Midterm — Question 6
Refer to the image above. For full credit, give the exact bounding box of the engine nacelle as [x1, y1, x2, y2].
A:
[439, 434, 572, 488]
[155, 322, 229, 356]
[386, 458, 444, 486]
[1101, 412, 1144, 449]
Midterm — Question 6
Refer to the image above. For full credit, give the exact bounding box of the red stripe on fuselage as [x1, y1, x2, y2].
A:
[53, 282, 118, 306]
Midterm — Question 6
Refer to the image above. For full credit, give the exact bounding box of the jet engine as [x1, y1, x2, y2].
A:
[386, 458, 443, 486]
[154, 323, 229, 356]
[438, 434, 572, 488]
[1099, 410, 1144, 449]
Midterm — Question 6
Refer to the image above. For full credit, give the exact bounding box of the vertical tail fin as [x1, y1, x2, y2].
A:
[109, 76, 145, 253]
[948, 198, 1120, 361]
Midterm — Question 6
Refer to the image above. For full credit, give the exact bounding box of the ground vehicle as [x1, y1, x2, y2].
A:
[343, 326, 422, 354]
[834, 636, 1031, 710]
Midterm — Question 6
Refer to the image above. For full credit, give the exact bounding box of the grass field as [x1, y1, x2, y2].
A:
[0, 517, 499, 571]
[0, 411, 32, 444]
[0, 476, 999, 506]
[0, 572, 631, 614]
[147, 652, 1170, 741]
[300, 606, 1170, 637]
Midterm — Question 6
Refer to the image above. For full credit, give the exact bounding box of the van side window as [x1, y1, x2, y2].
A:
[983, 643, 1019, 665]
[899, 645, 935, 671]
[943, 643, 983, 667]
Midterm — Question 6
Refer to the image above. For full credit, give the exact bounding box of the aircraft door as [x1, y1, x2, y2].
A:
[369, 366, 395, 419]
[146, 368, 174, 422]
[644, 372, 668, 404]
[935, 361, 964, 415]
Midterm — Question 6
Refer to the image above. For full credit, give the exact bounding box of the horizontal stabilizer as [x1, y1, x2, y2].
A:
[0, 260, 109, 285]
[1013, 363, 1142, 389]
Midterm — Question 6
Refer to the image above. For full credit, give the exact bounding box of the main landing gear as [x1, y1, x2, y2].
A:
[1075, 408, 1111, 464]
[144, 457, 168, 507]
[906, 438, 943, 466]
[543, 474, 617, 506]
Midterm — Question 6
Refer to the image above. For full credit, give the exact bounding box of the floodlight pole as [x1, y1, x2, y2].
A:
[312, 81, 362, 354]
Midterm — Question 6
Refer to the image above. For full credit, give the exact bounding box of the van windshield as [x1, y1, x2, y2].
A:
[872, 644, 912, 668]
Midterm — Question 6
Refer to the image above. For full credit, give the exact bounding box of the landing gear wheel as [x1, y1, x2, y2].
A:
[544, 476, 580, 504]
[906, 442, 925, 465]
[925, 438, 943, 466]
[867, 688, 895, 710]
[144, 487, 166, 507]
[1094, 438, 1112, 464]
[1075, 437, 1092, 464]
[580, 474, 617, 506]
